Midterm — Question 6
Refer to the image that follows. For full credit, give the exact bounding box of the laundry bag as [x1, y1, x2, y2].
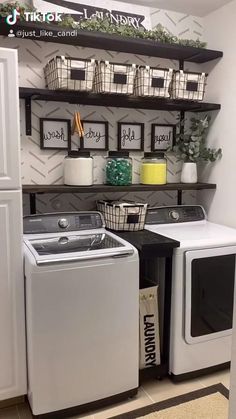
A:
[44, 56, 96, 91]
[171, 70, 207, 101]
[94, 61, 136, 95]
[134, 66, 173, 97]
[97, 200, 148, 231]
[139, 286, 161, 369]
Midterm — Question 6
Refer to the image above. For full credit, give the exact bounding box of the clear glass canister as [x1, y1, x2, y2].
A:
[140, 152, 167, 185]
[106, 151, 132, 186]
[64, 151, 93, 186]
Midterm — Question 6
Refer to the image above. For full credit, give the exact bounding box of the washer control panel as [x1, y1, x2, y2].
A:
[146, 206, 206, 225]
[23, 212, 104, 234]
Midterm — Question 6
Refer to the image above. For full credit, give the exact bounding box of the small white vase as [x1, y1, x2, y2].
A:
[181, 162, 197, 183]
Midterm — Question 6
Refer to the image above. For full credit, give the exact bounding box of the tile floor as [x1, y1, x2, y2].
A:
[0, 369, 230, 419]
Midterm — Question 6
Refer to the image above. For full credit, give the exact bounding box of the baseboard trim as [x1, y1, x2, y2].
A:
[0, 395, 26, 408]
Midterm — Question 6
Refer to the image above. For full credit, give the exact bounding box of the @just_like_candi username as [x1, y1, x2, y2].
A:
[13, 29, 79, 38]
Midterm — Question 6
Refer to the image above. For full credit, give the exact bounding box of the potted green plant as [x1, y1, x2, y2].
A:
[173, 115, 222, 183]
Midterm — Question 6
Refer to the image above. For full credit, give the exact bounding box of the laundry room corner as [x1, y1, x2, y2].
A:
[1, 1, 236, 418]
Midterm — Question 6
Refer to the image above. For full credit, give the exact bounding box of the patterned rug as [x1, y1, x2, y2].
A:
[110, 384, 229, 419]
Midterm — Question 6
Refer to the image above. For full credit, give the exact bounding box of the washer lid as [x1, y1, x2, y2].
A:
[24, 231, 134, 265]
[29, 233, 123, 255]
[146, 222, 236, 250]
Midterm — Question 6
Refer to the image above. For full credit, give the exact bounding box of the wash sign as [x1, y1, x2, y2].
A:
[32, 0, 152, 29]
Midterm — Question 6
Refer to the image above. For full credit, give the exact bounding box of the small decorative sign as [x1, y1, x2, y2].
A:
[151, 124, 176, 151]
[81, 121, 109, 150]
[40, 118, 71, 150]
[118, 122, 144, 151]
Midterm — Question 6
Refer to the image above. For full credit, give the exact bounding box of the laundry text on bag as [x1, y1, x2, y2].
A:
[143, 314, 157, 367]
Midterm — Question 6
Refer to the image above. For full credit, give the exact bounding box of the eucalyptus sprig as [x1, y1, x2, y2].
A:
[173, 116, 222, 163]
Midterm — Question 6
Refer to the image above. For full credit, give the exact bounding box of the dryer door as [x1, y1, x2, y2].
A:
[185, 246, 236, 344]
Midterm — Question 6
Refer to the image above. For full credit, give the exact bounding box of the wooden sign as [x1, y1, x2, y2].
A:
[118, 122, 144, 151]
[33, 0, 151, 29]
[81, 120, 109, 150]
[40, 118, 71, 150]
[151, 124, 176, 151]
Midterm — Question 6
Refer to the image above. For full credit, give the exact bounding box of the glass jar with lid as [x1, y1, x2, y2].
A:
[64, 151, 93, 186]
[106, 151, 132, 186]
[140, 152, 167, 185]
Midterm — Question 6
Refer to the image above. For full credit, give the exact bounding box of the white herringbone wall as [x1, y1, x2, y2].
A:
[0, 7, 204, 214]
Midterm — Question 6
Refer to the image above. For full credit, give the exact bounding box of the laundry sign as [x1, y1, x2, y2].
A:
[32, 0, 151, 29]
[139, 286, 161, 369]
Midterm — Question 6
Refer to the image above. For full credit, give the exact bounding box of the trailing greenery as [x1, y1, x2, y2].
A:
[60, 17, 207, 48]
[0, 1, 35, 19]
[173, 116, 222, 163]
[0, 2, 207, 49]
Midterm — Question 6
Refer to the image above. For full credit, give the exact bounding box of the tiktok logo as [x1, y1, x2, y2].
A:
[6, 9, 20, 25]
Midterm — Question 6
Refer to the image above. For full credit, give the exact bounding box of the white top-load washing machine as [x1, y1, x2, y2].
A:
[145, 205, 236, 381]
[23, 212, 139, 416]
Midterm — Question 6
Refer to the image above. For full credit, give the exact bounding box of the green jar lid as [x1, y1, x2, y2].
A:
[108, 151, 130, 158]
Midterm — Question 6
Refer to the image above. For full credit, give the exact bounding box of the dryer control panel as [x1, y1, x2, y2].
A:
[146, 205, 206, 225]
[23, 212, 104, 234]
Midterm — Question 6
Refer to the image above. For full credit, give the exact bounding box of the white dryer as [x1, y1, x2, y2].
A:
[145, 205, 236, 380]
[23, 212, 139, 416]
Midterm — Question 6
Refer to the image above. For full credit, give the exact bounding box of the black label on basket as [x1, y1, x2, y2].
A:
[151, 77, 164, 88]
[186, 81, 198, 92]
[71, 69, 86, 81]
[127, 214, 139, 224]
[114, 73, 127, 84]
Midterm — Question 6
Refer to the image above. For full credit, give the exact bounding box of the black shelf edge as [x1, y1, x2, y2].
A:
[0, 21, 223, 63]
[19, 88, 221, 113]
[22, 183, 217, 194]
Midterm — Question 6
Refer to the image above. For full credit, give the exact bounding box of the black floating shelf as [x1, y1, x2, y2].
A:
[19, 88, 221, 113]
[22, 183, 217, 194]
[0, 21, 223, 63]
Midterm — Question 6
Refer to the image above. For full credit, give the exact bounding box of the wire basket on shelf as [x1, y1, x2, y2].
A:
[94, 61, 136, 95]
[134, 66, 173, 98]
[44, 56, 96, 91]
[97, 200, 148, 231]
[171, 70, 207, 101]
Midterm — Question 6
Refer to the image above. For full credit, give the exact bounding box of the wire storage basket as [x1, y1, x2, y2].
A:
[97, 200, 148, 231]
[134, 66, 173, 98]
[171, 70, 207, 101]
[44, 56, 96, 91]
[94, 61, 136, 95]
